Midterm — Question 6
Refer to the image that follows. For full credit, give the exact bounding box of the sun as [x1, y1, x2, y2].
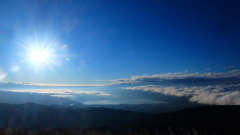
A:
[29, 49, 48, 62]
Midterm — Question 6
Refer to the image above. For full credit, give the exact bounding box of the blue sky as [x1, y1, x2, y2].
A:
[0, 0, 240, 105]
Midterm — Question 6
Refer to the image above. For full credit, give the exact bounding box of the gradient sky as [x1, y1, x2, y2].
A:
[0, 0, 240, 105]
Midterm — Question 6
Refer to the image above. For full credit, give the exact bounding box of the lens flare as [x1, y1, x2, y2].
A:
[0, 70, 7, 80]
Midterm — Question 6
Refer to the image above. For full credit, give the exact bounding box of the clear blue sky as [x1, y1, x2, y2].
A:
[0, 0, 239, 84]
[0, 0, 240, 105]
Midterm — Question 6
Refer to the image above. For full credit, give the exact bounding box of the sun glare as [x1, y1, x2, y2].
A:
[30, 50, 48, 62]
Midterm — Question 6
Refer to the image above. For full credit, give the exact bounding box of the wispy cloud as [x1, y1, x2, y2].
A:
[224, 65, 236, 69]
[50, 95, 73, 97]
[61, 45, 68, 49]
[205, 68, 211, 70]
[3, 89, 111, 96]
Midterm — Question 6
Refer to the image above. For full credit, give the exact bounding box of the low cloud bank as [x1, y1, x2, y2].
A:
[112, 70, 240, 85]
[118, 70, 240, 105]
[125, 84, 240, 105]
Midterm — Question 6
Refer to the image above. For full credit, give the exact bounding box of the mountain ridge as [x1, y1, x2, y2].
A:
[0, 91, 84, 108]
[0, 102, 149, 130]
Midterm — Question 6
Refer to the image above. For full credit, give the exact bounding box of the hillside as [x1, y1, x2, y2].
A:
[127, 105, 240, 134]
[1, 103, 240, 134]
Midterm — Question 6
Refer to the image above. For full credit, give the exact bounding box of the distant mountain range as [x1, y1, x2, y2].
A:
[84, 103, 206, 114]
[0, 90, 206, 114]
[0, 91, 83, 108]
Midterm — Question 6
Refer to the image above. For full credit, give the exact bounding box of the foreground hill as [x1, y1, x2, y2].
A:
[1, 103, 240, 134]
[0, 102, 149, 130]
[127, 105, 240, 134]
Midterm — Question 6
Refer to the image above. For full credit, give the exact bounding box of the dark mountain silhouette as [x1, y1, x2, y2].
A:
[0, 91, 83, 108]
[0, 102, 149, 130]
[127, 105, 240, 134]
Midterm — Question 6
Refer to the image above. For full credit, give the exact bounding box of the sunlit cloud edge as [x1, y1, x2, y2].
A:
[1, 82, 108, 87]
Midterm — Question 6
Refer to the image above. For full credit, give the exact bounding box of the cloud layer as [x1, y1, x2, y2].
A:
[112, 70, 240, 85]
[118, 70, 240, 105]
[3, 89, 110, 97]
[2, 70, 240, 105]
[0, 82, 107, 87]
[125, 84, 240, 105]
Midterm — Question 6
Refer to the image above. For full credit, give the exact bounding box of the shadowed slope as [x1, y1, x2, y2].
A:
[127, 105, 240, 134]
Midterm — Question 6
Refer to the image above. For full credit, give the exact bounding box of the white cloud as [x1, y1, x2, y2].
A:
[50, 94, 73, 97]
[0, 82, 108, 87]
[112, 70, 240, 85]
[125, 84, 240, 105]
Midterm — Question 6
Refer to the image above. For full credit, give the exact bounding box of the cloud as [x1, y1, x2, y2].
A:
[112, 70, 240, 85]
[3, 89, 111, 96]
[224, 65, 236, 69]
[62, 45, 68, 49]
[205, 68, 211, 70]
[0, 82, 108, 87]
[125, 84, 240, 105]
[50, 95, 73, 97]
[3, 70, 240, 105]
